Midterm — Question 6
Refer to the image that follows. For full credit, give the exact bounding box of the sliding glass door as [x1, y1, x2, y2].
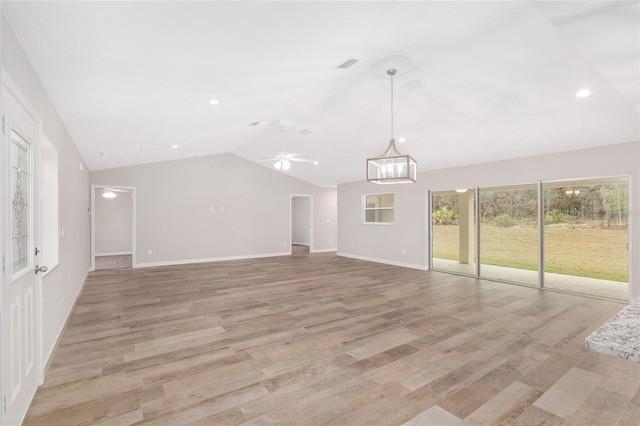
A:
[430, 177, 629, 300]
[543, 178, 629, 299]
[479, 185, 539, 285]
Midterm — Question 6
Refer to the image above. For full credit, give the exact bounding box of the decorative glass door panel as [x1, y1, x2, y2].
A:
[10, 129, 32, 277]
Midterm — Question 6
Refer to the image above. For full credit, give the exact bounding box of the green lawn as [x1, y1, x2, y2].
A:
[432, 224, 628, 282]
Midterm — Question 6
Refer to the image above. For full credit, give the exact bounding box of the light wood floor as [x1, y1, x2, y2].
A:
[24, 253, 640, 425]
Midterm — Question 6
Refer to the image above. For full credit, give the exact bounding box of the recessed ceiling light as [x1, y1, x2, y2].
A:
[576, 88, 591, 98]
[398, 137, 406, 143]
[313, 161, 319, 165]
[209, 99, 220, 105]
[171, 144, 180, 149]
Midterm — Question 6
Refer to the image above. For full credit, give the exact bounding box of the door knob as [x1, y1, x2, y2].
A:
[34, 265, 48, 274]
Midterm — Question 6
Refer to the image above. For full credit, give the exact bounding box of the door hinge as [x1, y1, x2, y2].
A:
[2, 254, 5, 272]
[2, 115, 6, 135]
[3, 394, 7, 413]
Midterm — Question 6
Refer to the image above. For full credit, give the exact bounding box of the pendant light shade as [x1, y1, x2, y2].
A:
[102, 189, 117, 199]
[367, 68, 417, 184]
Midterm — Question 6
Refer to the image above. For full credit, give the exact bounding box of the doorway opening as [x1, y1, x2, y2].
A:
[291, 194, 312, 255]
[90, 185, 136, 271]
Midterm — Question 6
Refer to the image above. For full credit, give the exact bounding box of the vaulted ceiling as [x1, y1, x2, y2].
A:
[3, 1, 639, 187]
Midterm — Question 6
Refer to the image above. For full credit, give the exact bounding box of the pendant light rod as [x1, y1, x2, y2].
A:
[388, 68, 396, 141]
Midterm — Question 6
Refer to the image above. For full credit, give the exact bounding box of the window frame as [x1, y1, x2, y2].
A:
[363, 193, 395, 225]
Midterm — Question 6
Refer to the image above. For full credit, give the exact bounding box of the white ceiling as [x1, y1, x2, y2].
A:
[2, 1, 639, 188]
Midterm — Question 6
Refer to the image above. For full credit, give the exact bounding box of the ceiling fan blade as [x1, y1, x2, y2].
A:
[290, 158, 316, 163]
[257, 159, 276, 162]
[259, 153, 278, 158]
[288, 153, 301, 158]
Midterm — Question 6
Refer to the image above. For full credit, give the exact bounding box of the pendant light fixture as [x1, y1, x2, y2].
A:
[102, 189, 117, 199]
[366, 68, 417, 184]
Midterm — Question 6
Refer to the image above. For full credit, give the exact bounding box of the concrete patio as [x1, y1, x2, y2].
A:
[432, 258, 628, 301]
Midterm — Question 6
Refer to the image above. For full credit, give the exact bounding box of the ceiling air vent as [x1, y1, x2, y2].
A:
[403, 80, 424, 91]
[99, 147, 142, 157]
[248, 121, 260, 127]
[299, 129, 312, 135]
[337, 58, 359, 69]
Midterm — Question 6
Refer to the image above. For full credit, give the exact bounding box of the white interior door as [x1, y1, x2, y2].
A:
[2, 75, 43, 426]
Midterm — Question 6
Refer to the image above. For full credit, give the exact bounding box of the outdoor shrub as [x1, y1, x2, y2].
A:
[545, 210, 569, 224]
[494, 214, 516, 227]
[433, 207, 457, 225]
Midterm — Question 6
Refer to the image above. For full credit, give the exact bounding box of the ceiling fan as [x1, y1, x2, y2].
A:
[100, 188, 129, 199]
[259, 124, 318, 171]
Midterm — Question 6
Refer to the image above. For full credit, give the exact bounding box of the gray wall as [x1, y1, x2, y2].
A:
[292, 196, 310, 245]
[91, 154, 337, 266]
[338, 141, 640, 298]
[2, 18, 91, 362]
[95, 190, 133, 254]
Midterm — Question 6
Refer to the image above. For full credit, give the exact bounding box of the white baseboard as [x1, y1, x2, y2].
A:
[311, 248, 337, 253]
[135, 251, 291, 268]
[45, 268, 90, 367]
[336, 252, 427, 271]
[95, 251, 133, 256]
